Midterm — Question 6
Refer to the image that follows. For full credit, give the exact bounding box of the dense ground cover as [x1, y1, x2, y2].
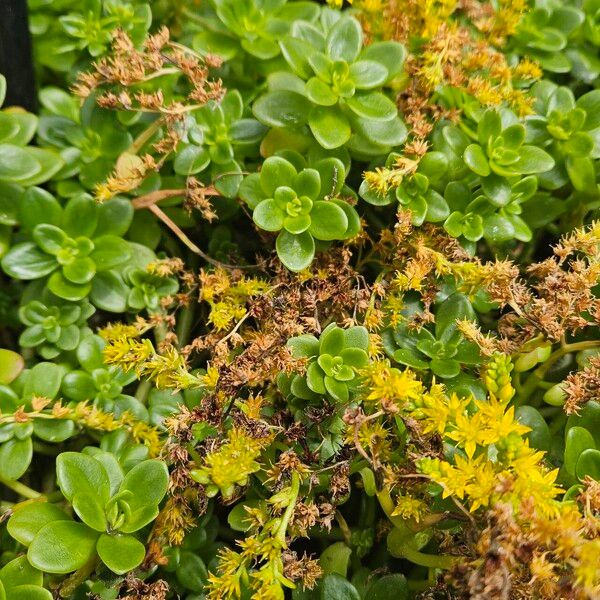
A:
[0, 0, 600, 598]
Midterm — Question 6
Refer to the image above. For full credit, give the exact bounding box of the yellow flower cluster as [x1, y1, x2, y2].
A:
[410, 355, 562, 516]
[67, 401, 163, 457]
[207, 473, 307, 600]
[360, 360, 424, 411]
[190, 428, 273, 499]
[363, 157, 420, 198]
[100, 325, 206, 390]
[354, 0, 539, 117]
[391, 494, 429, 522]
[200, 268, 270, 331]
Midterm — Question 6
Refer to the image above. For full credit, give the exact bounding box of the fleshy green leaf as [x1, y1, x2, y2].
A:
[320, 326, 345, 356]
[279, 37, 314, 79]
[308, 201, 348, 240]
[62, 195, 98, 238]
[287, 335, 319, 359]
[9, 586, 52, 600]
[119, 459, 169, 513]
[175, 551, 208, 592]
[275, 230, 315, 272]
[0, 556, 43, 590]
[56, 452, 111, 504]
[239, 173, 266, 209]
[349, 61, 388, 89]
[253, 91, 310, 128]
[7, 503, 70, 547]
[576, 449, 600, 481]
[90, 271, 129, 313]
[576, 90, 600, 130]
[308, 106, 351, 150]
[47, 271, 91, 302]
[359, 41, 405, 81]
[306, 361, 326, 394]
[319, 544, 352, 577]
[294, 169, 321, 199]
[513, 146, 555, 174]
[321, 574, 359, 600]
[365, 575, 409, 600]
[340, 348, 368, 368]
[0, 349, 24, 385]
[260, 156, 297, 196]
[326, 17, 362, 62]
[253, 199, 284, 232]
[90, 236, 131, 271]
[345, 92, 397, 121]
[1, 242, 56, 279]
[23, 362, 63, 400]
[96, 533, 146, 574]
[28, 521, 99, 574]
[0, 438, 32, 480]
[565, 427, 595, 476]
[463, 144, 490, 176]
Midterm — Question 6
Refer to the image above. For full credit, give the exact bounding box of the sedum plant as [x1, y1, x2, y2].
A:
[284, 323, 369, 403]
[192, 0, 320, 60]
[29, 0, 152, 76]
[18, 296, 94, 358]
[173, 90, 267, 199]
[1, 194, 135, 311]
[460, 109, 555, 184]
[527, 82, 600, 193]
[383, 293, 482, 380]
[511, 3, 585, 74]
[240, 154, 359, 270]
[360, 151, 450, 226]
[8, 453, 168, 574]
[253, 14, 407, 155]
[0, 0, 599, 598]
[122, 266, 178, 312]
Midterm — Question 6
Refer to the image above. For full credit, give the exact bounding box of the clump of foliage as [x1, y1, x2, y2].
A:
[0, 0, 599, 599]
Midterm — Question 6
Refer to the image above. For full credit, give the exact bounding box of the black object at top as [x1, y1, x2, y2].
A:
[0, 0, 36, 111]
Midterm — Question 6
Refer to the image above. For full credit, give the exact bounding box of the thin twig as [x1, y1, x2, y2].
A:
[148, 204, 234, 268]
[132, 188, 186, 209]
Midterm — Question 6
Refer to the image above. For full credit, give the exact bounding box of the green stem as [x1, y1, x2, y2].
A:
[32, 441, 60, 456]
[276, 472, 300, 545]
[518, 341, 600, 403]
[176, 297, 196, 348]
[127, 118, 163, 155]
[186, 443, 203, 466]
[335, 511, 352, 545]
[59, 554, 99, 598]
[407, 579, 433, 592]
[0, 476, 42, 500]
[135, 379, 152, 404]
[399, 546, 460, 570]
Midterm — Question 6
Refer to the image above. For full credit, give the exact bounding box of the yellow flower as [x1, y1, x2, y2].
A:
[462, 459, 500, 512]
[447, 412, 488, 458]
[418, 390, 465, 435]
[477, 399, 530, 444]
[392, 494, 429, 522]
[361, 362, 423, 410]
[190, 428, 273, 499]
